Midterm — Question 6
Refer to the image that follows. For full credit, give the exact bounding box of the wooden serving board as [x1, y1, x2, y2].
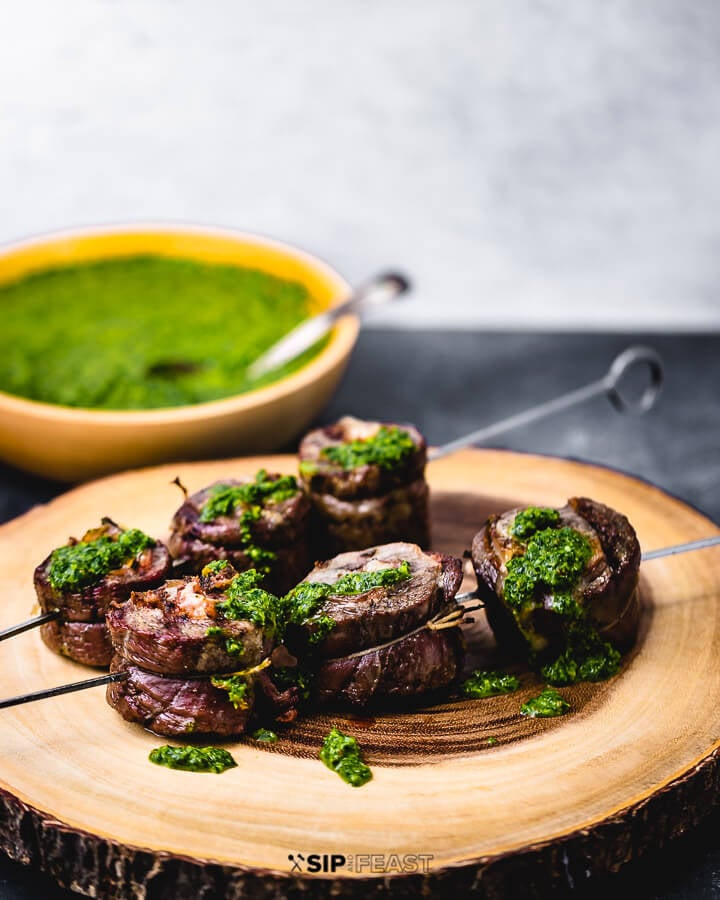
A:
[1, 449, 719, 899]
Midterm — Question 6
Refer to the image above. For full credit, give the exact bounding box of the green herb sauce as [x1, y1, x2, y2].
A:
[215, 569, 280, 635]
[201, 559, 231, 576]
[48, 527, 154, 591]
[0, 256, 326, 410]
[272, 665, 313, 702]
[511, 506, 561, 541]
[252, 728, 278, 743]
[200, 471, 299, 522]
[540, 625, 621, 686]
[519, 687, 571, 718]
[282, 561, 412, 642]
[319, 727, 372, 787]
[199, 470, 299, 576]
[320, 425, 416, 470]
[210, 674, 250, 709]
[504, 527, 593, 611]
[503, 507, 624, 687]
[461, 670, 521, 699]
[148, 744, 237, 773]
[205, 625, 245, 658]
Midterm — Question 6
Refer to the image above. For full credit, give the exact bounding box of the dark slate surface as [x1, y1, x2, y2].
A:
[0, 330, 718, 899]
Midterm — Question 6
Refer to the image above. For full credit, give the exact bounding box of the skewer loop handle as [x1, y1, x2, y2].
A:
[604, 346, 664, 415]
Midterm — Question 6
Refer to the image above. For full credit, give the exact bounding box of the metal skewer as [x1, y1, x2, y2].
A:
[0, 345, 663, 647]
[0, 671, 127, 710]
[0, 535, 717, 709]
[0, 609, 59, 642]
[429, 345, 664, 461]
[642, 535, 720, 561]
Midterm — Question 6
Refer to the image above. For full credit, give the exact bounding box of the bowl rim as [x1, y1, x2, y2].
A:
[0, 222, 358, 424]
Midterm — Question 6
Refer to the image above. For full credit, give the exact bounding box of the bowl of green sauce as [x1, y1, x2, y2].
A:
[0, 224, 358, 481]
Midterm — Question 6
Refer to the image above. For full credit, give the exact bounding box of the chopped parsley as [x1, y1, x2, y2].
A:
[215, 569, 281, 634]
[47, 527, 155, 592]
[148, 745, 237, 773]
[210, 674, 250, 709]
[461, 670, 521, 699]
[319, 727, 372, 787]
[519, 687, 571, 718]
[252, 728, 278, 744]
[198, 470, 298, 575]
[511, 506, 561, 541]
[201, 559, 230, 576]
[504, 527, 593, 611]
[199, 470, 298, 522]
[320, 425, 416, 471]
[540, 626, 621, 686]
[282, 561, 412, 642]
[205, 626, 245, 658]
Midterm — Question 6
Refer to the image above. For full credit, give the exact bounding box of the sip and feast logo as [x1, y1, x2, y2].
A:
[287, 852, 433, 874]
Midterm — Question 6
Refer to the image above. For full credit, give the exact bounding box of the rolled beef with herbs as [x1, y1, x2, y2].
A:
[106, 658, 254, 737]
[298, 417, 430, 556]
[168, 470, 311, 595]
[106, 561, 280, 736]
[34, 518, 171, 667]
[471, 497, 641, 685]
[282, 541, 465, 708]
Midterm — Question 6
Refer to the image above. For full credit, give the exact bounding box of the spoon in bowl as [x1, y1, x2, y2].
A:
[247, 271, 410, 381]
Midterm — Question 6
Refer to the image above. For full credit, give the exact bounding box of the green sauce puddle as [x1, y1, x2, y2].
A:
[0, 256, 325, 409]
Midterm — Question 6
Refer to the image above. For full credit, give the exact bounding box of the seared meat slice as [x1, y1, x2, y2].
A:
[314, 628, 464, 708]
[170, 477, 310, 548]
[40, 620, 113, 668]
[34, 521, 171, 623]
[308, 479, 430, 558]
[288, 542, 463, 658]
[107, 576, 269, 675]
[472, 497, 641, 656]
[168, 538, 310, 597]
[107, 656, 252, 737]
[299, 417, 427, 500]
[168, 474, 311, 594]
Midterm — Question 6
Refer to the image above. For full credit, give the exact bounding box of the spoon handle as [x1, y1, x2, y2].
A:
[247, 272, 409, 379]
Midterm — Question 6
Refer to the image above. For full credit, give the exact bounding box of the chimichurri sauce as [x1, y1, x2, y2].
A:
[0, 256, 324, 409]
[148, 744, 237, 773]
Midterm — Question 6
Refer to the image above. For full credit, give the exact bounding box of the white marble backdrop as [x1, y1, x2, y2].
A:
[1, 0, 719, 330]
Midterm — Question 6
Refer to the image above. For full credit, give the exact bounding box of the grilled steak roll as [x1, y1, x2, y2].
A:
[106, 576, 270, 675]
[314, 628, 464, 708]
[106, 562, 278, 736]
[34, 519, 171, 667]
[299, 416, 427, 500]
[289, 542, 463, 658]
[34, 520, 171, 624]
[471, 497, 641, 660]
[168, 471, 311, 594]
[40, 621, 114, 668]
[308, 480, 430, 559]
[107, 657, 253, 737]
[299, 417, 431, 555]
[283, 542, 465, 708]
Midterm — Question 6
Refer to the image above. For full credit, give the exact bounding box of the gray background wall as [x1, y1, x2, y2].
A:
[2, 0, 719, 330]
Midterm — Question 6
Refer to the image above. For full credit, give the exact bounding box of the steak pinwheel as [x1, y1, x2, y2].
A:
[34, 519, 171, 667]
[168, 469, 311, 594]
[471, 498, 641, 685]
[106, 561, 283, 736]
[281, 542, 465, 708]
[298, 417, 430, 556]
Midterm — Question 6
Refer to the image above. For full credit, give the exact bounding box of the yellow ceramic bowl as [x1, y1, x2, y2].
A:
[0, 224, 358, 482]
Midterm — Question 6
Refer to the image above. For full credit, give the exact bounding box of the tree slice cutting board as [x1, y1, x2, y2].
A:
[1, 449, 719, 899]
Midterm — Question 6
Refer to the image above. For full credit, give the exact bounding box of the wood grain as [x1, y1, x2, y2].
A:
[0, 449, 719, 899]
